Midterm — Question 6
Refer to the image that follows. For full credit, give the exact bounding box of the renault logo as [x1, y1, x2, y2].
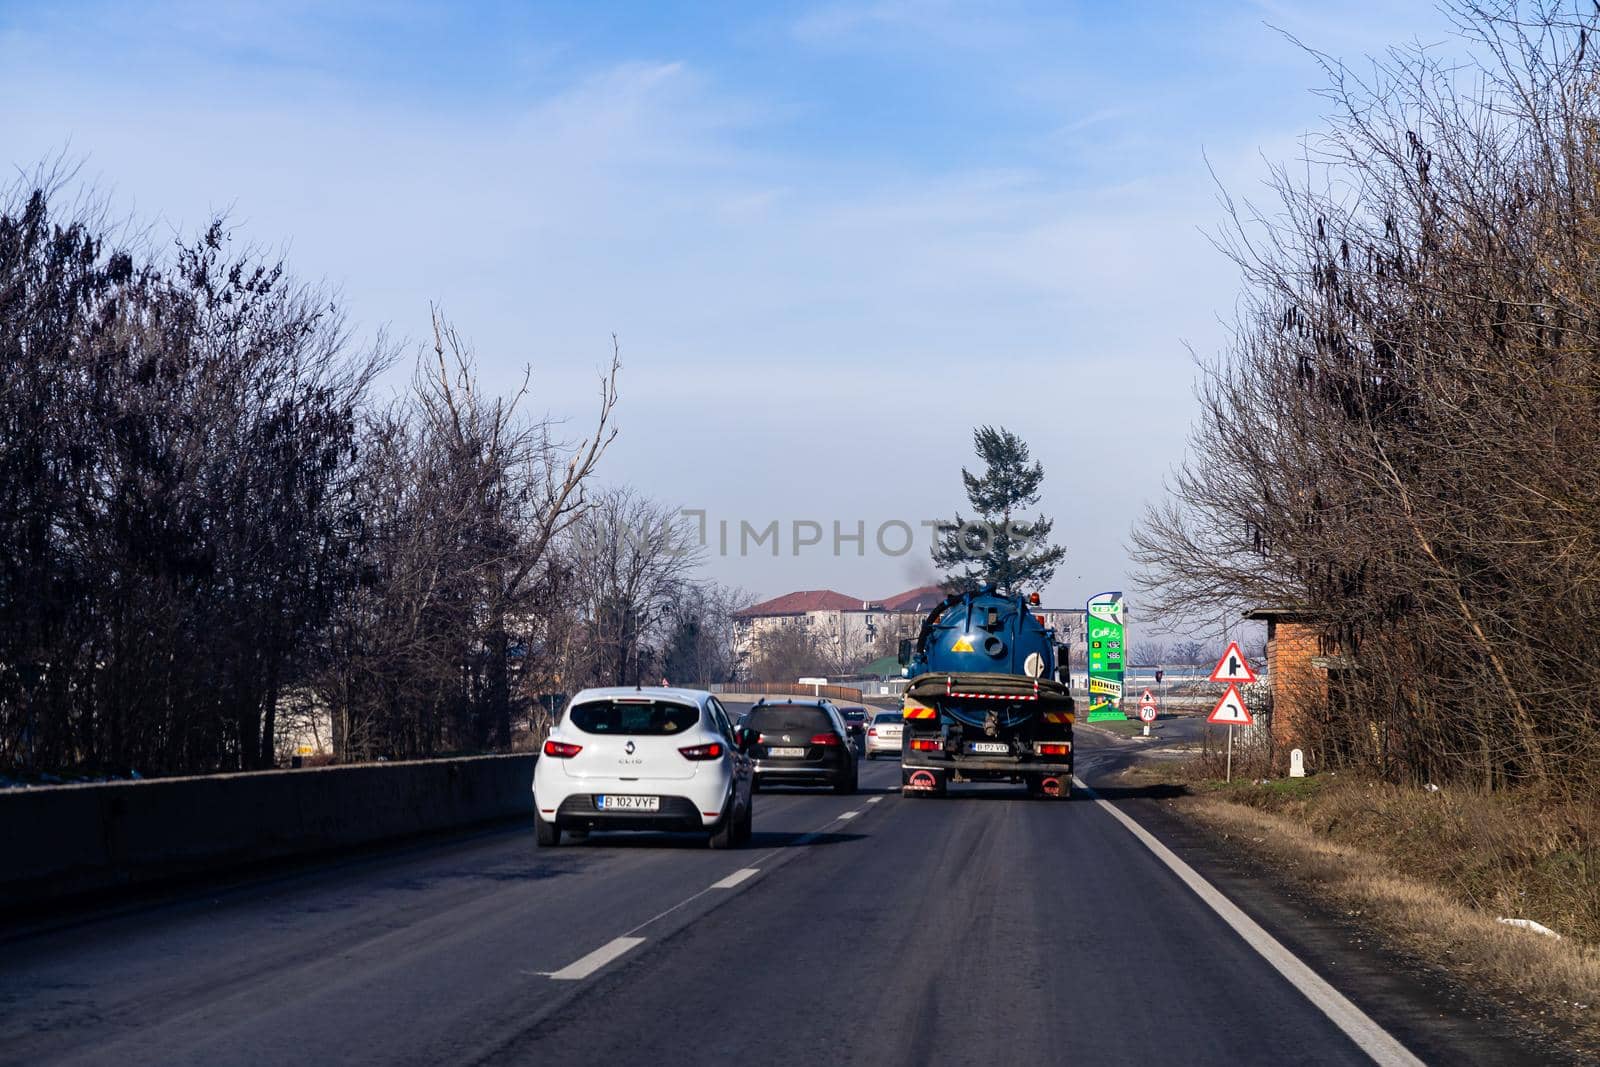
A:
[625, 740, 635, 755]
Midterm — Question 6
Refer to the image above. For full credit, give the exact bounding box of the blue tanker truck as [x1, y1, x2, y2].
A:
[897, 586, 1076, 798]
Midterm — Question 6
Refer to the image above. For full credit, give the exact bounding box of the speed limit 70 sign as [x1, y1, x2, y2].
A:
[1138, 703, 1157, 723]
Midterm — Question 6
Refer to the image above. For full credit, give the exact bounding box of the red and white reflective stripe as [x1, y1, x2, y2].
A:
[945, 678, 1040, 701]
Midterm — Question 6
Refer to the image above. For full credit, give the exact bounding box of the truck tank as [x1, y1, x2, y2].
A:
[898, 586, 1075, 798]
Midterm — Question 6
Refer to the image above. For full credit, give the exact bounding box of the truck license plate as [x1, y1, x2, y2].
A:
[967, 742, 1010, 754]
[598, 795, 660, 811]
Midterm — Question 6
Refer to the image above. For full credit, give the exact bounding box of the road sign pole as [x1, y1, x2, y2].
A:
[1226, 725, 1234, 783]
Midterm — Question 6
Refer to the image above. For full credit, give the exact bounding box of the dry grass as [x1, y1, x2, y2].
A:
[1129, 764, 1600, 1048]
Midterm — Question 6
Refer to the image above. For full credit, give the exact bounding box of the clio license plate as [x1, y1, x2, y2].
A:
[597, 794, 660, 811]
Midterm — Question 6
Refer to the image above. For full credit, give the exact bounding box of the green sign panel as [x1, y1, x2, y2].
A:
[1085, 591, 1126, 721]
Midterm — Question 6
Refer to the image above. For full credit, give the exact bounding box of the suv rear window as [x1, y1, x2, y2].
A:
[747, 703, 833, 734]
[567, 699, 701, 735]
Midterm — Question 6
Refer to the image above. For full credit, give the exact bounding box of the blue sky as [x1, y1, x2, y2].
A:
[1, 0, 1460, 623]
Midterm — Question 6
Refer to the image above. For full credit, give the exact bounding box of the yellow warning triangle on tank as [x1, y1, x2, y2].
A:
[951, 634, 975, 653]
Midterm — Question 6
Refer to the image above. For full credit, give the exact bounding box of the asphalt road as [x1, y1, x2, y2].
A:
[0, 723, 1570, 1066]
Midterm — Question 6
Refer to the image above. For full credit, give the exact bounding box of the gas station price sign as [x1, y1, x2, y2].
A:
[1086, 591, 1126, 721]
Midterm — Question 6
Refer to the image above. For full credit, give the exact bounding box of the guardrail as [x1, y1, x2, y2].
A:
[2, 753, 535, 912]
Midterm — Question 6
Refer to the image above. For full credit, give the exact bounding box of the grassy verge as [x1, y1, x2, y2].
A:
[1085, 717, 1147, 738]
[1122, 762, 1600, 1053]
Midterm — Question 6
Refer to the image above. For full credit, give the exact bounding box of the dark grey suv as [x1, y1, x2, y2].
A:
[747, 700, 858, 794]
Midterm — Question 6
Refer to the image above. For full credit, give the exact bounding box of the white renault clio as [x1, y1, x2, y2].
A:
[533, 687, 755, 849]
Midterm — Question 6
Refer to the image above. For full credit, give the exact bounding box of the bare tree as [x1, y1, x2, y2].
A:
[1169, 640, 1208, 666]
[1131, 642, 1169, 665]
[562, 488, 699, 689]
[0, 175, 387, 773]
[745, 620, 833, 683]
[313, 315, 618, 761]
[660, 582, 755, 687]
[1135, 1, 1600, 792]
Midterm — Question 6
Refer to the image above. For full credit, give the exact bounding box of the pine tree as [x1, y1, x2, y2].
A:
[932, 426, 1067, 596]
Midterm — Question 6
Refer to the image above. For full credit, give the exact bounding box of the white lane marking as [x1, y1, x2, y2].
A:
[838, 811, 860, 820]
[710, 868, 759, 890]
[1074, 777, 1424, 1067]
[544, 811, 843, 983]
[542, 936, 645, 981]
[866, 797, 883, 804]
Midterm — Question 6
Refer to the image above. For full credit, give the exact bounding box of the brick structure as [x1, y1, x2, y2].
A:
[1244, 607, 1344, 771]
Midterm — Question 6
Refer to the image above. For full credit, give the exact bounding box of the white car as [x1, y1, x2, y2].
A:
[533, 687, 754, 849]
[864, 710, 904, 759]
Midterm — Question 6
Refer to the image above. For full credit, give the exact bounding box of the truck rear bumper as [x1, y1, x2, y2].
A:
[900, 755, 1074, 775]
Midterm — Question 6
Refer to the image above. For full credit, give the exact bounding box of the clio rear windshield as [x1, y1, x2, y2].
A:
[566, 700, 701, 735]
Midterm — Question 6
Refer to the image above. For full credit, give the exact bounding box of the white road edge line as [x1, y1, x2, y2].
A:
[1074, 777, 1424, 1067]
[710, 867, 760, 890]
[542, 936, 645, 981]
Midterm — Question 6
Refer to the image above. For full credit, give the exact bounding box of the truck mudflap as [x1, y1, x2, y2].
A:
[902, 767, 947, 795]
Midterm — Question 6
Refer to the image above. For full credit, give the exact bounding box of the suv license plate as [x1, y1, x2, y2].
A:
[598, 794, 660, 811]
[967, 742, 1010, 754]
[767, 746, 806, 758]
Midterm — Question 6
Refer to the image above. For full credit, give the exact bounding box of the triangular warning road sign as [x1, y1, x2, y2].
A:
[1207, 684, 1254, 725]
[1140, 688, 1155, 704]
[1209, 641, 1259, 684]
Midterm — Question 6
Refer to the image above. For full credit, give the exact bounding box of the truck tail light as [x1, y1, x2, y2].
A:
[543, 740, 582, 758]
[1037, 742, 1072, 756]
[810, 733, 842, 747]
[909, 738, 941, 752]
[678, 742, 724, 760]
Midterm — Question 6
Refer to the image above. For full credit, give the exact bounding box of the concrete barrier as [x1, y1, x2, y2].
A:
[2, 754, 535, 912]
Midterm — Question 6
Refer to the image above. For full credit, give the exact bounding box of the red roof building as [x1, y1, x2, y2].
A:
[735, 589, 872, 619]
[875, 584, 946, 613]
